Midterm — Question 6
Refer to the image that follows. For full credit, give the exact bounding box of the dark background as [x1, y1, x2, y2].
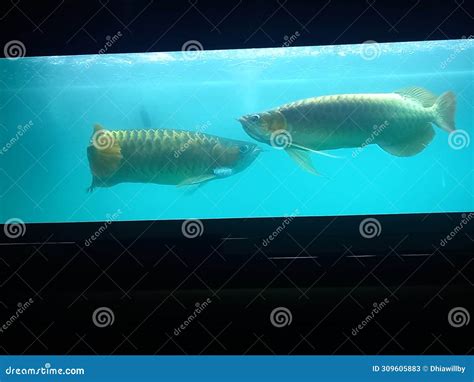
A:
[1, 0, 473, 355]
[0, 0, 472, 57]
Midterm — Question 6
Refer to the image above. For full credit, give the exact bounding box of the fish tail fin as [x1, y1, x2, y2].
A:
[87, 124, 122, 178]
[433, 91, 456, 133]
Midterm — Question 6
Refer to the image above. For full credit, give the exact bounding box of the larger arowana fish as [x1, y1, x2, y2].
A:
[87, 124, 261, 191]
[238, 87, 456, 174]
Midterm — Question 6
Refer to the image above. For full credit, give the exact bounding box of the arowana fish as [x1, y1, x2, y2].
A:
[87, 124, 261, 191]
[239, 87, 456, 173]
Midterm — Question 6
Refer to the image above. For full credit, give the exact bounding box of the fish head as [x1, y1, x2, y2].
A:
[238, 111, 287, 145]
[233, 141, 261, 172]
[215, 139, 261, 174]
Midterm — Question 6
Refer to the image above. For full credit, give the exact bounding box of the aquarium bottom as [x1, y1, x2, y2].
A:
[1, 213, 472, 354]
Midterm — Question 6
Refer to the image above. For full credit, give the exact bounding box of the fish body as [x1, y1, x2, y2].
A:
[87, 124, 260, 190]
[239, 87, 456, 173]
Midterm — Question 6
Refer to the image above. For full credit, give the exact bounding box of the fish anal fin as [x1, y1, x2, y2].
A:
[395, 87, 437, 107]
[177, 174, 216, 187]
[378, 123, 435, 157]
[286, 147, 319, 175]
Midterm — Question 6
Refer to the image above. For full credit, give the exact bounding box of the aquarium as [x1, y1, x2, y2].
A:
[0, 39, 473, 224]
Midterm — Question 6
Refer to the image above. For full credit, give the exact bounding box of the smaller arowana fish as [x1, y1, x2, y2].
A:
[238, 87, 456, 174]
[87, 124, 261, 191]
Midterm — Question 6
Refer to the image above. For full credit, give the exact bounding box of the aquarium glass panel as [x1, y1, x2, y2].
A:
[0, 39, 473, 223]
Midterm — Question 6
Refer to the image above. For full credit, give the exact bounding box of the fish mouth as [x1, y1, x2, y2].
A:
[237, 116, 265, 143]
[252, 145, 262, 156]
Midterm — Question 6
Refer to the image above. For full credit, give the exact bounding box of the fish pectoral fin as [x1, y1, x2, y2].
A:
[378, 123, 435, 157]
[285, 148, 319, 175]
[291, 143, 344, 159]
[176, 174, 216, 187]
[395, 87, 437, 107]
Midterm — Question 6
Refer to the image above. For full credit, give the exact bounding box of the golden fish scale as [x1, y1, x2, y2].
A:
[276, 94, 433, 149]
[110, 129, 230, 183]
[279, 94, 429, 121]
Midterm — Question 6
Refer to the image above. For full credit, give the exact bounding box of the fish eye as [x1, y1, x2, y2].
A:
[249, 114, 260, 123]
[239, 145, 250, 154]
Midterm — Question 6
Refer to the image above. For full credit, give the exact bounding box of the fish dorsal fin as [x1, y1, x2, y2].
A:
[395, 87, 437, 107]
[378, 123, 435, 157]
[285, 148, 319, 175]
[94, 123, 105, 133]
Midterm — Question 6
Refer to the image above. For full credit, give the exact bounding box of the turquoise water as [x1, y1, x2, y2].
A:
[0, 39, 473, 224]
